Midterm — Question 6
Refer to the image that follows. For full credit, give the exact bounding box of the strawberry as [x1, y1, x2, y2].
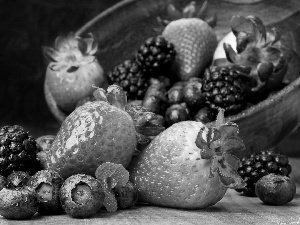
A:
[161, 1, 217, 81]
[38, 85, 164, 179]
[221, 15, 289, 93]
[129, 109, 246, 209]
[43, 32, 107, 116]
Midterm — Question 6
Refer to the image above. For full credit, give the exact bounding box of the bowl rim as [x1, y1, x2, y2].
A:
[74, 0, 300, 125]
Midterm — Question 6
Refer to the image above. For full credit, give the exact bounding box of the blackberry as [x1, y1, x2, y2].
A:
[107, 60, 149, 101]
[136, 36, 176, 75]
[202, 66, 245, 117]
[0, 125, 41, 177]
[237, 150, 292, 197]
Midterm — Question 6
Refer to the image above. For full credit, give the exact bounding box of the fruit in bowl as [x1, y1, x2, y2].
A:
[43, 32, 108, 122]
[73, 0, 300, 158]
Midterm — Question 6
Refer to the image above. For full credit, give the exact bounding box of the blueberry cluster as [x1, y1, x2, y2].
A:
[0, 164, 138, 220]
[236, 150, 292, 196]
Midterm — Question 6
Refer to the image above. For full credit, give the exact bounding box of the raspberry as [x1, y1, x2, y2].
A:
[95, 162, 129, 212]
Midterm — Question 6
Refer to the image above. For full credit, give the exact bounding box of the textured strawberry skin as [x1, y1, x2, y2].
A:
[129, 121, 227, 209]
[162, 18, 217, 81]
[42, 101, 136, 179]
[45, 60, 106, 114]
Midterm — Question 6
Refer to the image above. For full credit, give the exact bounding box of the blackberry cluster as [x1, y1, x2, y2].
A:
[136, 36, 176, 74]
[0, 125, 41, 177]
[107, 60, 149, 101]
[202, 66, 245, 117]
[237, 150, 292, 196]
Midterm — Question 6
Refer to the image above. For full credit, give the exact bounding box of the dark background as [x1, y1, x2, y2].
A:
[0, 0, 120, 137]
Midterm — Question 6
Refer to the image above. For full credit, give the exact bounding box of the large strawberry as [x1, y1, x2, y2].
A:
[43, 32, 107, 117]
[38, 85, 164, 179]
[129, 109, 245, 209]
[161, 1, 217, 81]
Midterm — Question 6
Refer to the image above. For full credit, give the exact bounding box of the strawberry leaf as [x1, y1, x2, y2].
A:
[223, 43, 238, 63]
[230, 15, 254, 36]
[266, 28, 281, 46]
[83, 33, 98, 56]
[106, 85, 127, 110]
[221, 136, 245, 155]
[218, 122, 239, 143]
[43, 46, 60, 62]
[217, 160, 246, 189]
[224, 153, 240, 170]
[93, 87, 108, 102]
[196, 0, 208, 19]
[135, 112, 165, 136]
[247, 15, 266, 41]
[215, 108, 225, 129]
[257, 62, 274, 81]
[167, 4, 182, 21]
[182, 1, 196, 18]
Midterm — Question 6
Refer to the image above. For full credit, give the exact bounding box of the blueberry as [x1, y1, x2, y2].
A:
[59, 174, 104, 218]
[165, 103, 190, 126]
[0, 187, 38, 219]
[255, 174, 296, 205]
[113, 181, 138, 209]
[194, 107, 214, 124]
[27, 170, 64, 215]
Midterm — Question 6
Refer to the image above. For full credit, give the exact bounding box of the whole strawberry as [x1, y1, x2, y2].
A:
[38, 85, 164, 179]
[129, 109, 246, 209]
[43, 32, 107, 117]
[222, 15, 289, 94]
[161, 1, 217, 81]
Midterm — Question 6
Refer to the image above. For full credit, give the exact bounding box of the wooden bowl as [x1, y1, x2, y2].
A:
[46, 0, 300, 157]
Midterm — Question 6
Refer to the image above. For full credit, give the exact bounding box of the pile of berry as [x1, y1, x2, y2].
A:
[0, 163, 137, 220]
[236, 150, 292, 196]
